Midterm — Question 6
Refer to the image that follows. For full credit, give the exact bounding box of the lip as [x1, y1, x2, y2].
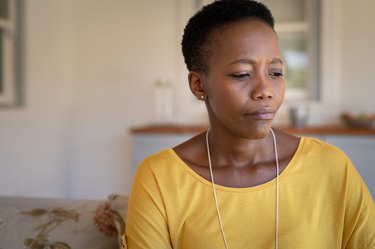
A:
[245, 109, 276, 120]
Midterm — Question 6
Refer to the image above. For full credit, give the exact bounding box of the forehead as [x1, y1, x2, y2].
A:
[206, 19, 280, 61]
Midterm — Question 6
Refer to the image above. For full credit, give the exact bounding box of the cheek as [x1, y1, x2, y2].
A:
[277, 80, 285, 93]
[275, 81, 286, 105]
[280, 81, 286, 96]
[207, 77, 239, 100]
[208, 83, 248, 113]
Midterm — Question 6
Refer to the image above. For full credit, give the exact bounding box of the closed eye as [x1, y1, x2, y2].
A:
[231, 73, 250, 80]
[269, 72, 284, 77]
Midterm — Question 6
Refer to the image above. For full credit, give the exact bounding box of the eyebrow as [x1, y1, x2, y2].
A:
[270, 58, 284, 65]
[228, 58, 284, 66]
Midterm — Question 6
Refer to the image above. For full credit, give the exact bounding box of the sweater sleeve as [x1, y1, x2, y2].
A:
[343, 159, 375, 249]
[125, 159, 173, 249]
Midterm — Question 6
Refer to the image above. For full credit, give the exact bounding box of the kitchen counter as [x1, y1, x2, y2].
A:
[130, 124, 375, 135]
[130, 124, 375, 198]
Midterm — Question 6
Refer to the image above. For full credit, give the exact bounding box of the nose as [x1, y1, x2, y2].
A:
[250, 75, 273, 100]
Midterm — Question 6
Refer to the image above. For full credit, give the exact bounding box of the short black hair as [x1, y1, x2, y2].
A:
[181, 0, 275, 72]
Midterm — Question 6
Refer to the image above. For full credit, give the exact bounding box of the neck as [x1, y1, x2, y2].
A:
[206, 128, 275, 168]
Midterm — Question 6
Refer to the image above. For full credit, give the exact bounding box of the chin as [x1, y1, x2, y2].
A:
[247, 122, 272, 139]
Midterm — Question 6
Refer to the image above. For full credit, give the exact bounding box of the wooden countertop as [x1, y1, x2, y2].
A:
[130, 125, 207, 134]
[277, 126, 375, 135]
[130, 124, 375, 135]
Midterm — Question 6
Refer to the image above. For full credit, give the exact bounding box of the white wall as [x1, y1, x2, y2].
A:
[339, 0, 375, 112]
[0, 1, 75, 198]
[0, 0, 177, 199]
[0, 0, 374, 199]
[69, 0, 177, 198]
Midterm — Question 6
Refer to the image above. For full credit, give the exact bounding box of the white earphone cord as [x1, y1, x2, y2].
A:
[206, 131, 230, 249]
[206, 128, 279, 249]
[270, 128, 280, 249]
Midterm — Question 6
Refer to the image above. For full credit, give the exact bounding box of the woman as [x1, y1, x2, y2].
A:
[124, 1, 375, 248]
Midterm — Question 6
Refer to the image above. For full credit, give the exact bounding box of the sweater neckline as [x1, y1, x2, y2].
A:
[168, 137, 306, 193]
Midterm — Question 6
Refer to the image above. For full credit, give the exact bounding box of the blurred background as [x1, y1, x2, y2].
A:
[0, 0, 374, 199]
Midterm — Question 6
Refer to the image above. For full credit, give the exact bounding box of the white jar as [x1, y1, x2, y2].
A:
[154, 80, 174, 125]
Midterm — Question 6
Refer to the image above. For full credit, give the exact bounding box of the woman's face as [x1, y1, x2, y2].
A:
[200, 19, 285, 139]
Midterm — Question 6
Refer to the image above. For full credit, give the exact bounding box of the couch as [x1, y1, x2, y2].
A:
[0, 194, 128, 249]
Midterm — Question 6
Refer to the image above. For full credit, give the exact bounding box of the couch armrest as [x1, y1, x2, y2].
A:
[108, 194, 129, 248]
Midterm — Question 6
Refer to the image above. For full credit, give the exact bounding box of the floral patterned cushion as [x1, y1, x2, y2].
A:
[108, 194, 128, 249]
[0, 195, 127, 249]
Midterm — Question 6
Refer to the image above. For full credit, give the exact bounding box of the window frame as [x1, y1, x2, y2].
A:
[268, 0, 321, 101]
[0, 0, 23, 106]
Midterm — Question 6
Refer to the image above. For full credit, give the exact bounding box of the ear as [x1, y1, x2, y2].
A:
[188, 71, 207, 101]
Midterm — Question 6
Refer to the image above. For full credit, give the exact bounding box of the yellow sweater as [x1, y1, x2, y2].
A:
[125, 137, 375, 249]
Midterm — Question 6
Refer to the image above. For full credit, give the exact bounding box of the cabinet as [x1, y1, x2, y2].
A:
[132, 133, 195, 175]
[131, 125, 375, 198]
[325, 136, 375, 199]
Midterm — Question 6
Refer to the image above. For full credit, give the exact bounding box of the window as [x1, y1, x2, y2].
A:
[260, 0, 321, 101]
[0, 0, 22, 106]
